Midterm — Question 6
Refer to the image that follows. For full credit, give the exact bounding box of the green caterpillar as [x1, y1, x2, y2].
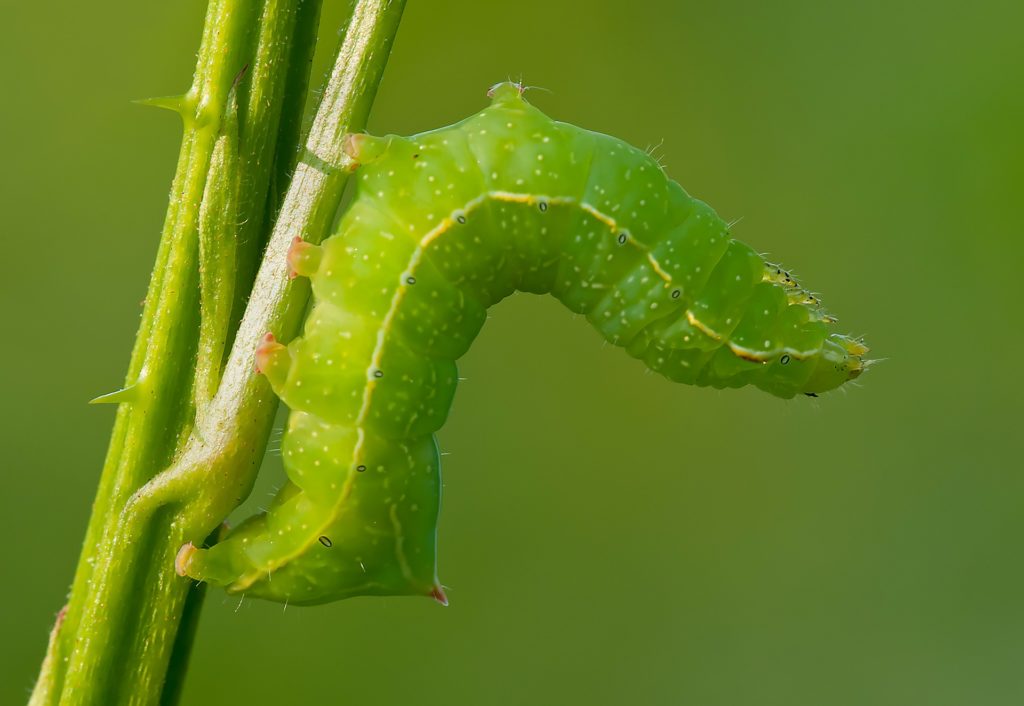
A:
[176, 82, 868, 606]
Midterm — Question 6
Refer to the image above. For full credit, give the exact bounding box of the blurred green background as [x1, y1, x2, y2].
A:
[3, 1, 1022, 704]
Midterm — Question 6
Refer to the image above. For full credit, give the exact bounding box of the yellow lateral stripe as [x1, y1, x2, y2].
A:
[686, 309, 722, 340]
[646, 253, 673, 284]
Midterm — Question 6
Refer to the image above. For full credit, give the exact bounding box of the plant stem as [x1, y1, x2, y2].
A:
[30, 1, 405, 703]
[33, 1, 264, 701]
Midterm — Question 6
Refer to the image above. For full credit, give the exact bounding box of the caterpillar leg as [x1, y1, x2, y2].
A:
[176, 539, 242, 586]
[342, 132, 391, 165]
[254, 332, 290, 392]
[286, 236, 322, 279]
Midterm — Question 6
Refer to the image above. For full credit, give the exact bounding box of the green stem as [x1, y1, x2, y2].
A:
[31, 0, 307, 703]
[160, 524, 223, 706]
[158, 582, 208, 706]
[28, 1, 405, 704]
[34, 1, 261, 702]
[125, 0, 407, 534]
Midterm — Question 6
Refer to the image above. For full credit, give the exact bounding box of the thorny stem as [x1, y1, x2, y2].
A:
[28, 0, 405, 704]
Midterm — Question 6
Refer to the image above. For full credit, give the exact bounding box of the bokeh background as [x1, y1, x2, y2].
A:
[3, 1, 1022, 704]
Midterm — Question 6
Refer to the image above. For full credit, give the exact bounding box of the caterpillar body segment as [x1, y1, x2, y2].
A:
[177, 83, 867, 604]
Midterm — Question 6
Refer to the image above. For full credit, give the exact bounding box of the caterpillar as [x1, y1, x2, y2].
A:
[176, 82, 869, 606]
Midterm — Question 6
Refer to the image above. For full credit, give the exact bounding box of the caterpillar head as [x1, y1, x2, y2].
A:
[803, 334, 869, 395]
